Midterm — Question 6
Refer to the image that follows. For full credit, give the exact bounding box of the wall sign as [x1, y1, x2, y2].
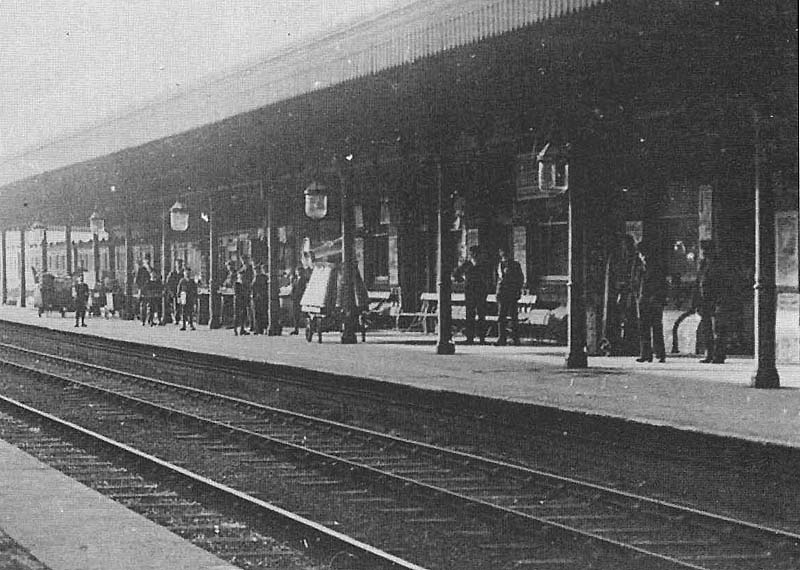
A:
[776, 210, 799, 289]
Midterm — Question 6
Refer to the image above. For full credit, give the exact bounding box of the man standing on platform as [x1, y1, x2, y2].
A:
[633, 240, 667, 363]
[73, 273, 90, 328]
[239, 255, 255, 333]
[164, 258, 184, 326]
[696, 241, 727, 364]
[177, 267, 197, 331]
[251, 263, 268, 335]
[232, 271, 249, 336]
[135, 254, 153, 322]
[495, 248, 524, 346]
[453, 245, 489, 345]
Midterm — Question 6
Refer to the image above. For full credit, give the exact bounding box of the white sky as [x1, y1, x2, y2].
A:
[0, 0, 410, 162]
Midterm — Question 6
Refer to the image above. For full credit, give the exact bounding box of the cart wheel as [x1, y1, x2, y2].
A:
[38, 307, 43, 317]
[60, 309, 66, 318]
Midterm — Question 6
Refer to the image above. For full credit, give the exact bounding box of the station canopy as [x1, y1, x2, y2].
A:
[0, 0, 608, 230]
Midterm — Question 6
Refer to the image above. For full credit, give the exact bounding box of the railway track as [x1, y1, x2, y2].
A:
[0, 409, 331, 570]
[0, 342, 798, 569]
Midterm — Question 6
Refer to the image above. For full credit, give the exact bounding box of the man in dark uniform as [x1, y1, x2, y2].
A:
[494, 248, 524, 346]
[289, 265, 308, 335]
[143, 270, 162, 326]
[452, 245, 489, 344]
[233, 271, 250, 336]
[696, 241, 727, 363]
[251, 263, 268, 335]
[176, 267, 197, 331]
[633, 240, 667, 363]
[239, 255, 255, 332]
[73, 273, 90, 327]
[164, 258, 184, 326]
[134, 254, 153, 322]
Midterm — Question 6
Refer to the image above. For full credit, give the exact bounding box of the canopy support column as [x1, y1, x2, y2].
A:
[64, 224, 73, 275]
[566, 164, 588, 368]
[436, 157, 455, 355]
[1, 230, 7, 305]
[19, 228, 26, 307]
[267, 188, 283, 336]
[751, 109, 780, 388]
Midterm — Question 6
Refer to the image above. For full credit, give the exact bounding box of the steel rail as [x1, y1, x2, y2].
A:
[3, 352, 796, 569]
[3, 341, 798, 544]
[0, 391, 429, 570]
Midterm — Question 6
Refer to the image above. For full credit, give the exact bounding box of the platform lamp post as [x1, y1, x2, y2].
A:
[89, 210, 104, 287]
[265, 186, 282, 336]
[205, 198, 221, 329]
[336, 157, 359, 344]
[164, 200, 189, 323]
[435, 156, 455, 355]
[110, 185, 134, 320]
[539, 143, 587, 368]
[304, 161, 358, 344]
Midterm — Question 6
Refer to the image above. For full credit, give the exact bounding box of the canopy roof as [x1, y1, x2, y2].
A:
[0, 0, 794, 232]
[0, 0, 603, 186]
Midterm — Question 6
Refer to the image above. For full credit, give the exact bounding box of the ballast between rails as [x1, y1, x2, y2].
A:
[2, 340, 796, 546]
[2, 345, 799, 569]
[0, 392, 429, 570]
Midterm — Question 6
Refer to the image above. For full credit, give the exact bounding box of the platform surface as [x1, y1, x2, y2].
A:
[0, 438, 237, 570]
[2, 305, 798, 448]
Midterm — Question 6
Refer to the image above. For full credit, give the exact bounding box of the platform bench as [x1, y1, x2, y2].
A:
[397, 292, 546, 338]
[360, 290, 400, 332]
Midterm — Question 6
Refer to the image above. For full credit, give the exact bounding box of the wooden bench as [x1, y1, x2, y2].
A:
[397, 292, 547, 338]
[360, 290, 400, 332]
[395, 292, 439, 333]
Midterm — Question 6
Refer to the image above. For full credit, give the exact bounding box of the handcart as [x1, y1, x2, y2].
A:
[34, 272, 74, 317]
[301, 262, 369, 343]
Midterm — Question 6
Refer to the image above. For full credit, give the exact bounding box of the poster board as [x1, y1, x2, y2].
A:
[301, 263, 338, 313]
[776, 210, 799, 289]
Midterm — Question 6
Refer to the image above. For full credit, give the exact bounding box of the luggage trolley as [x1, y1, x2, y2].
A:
[34, 272, 74, 317]
[300, 262, 370, 343]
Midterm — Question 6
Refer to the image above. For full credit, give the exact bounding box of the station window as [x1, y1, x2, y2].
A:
[535, 221, 568, 278]
[373, 234, 389, 281]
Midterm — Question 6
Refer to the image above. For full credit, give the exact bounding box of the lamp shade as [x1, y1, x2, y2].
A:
[89, 211, 105, 234]
[170, 201, 189, 231]
[537, 142, 569, 195]
[304, 182, 328, 220]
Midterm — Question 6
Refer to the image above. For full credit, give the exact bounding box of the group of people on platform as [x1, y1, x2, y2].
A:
[452, 246, 525, 346]
[451, 237, 728, 363]
[133, 254, 197, 331]
[223, 253, 312, 337]
[65, 234, 728, 363]
[612, 237, 727, 364]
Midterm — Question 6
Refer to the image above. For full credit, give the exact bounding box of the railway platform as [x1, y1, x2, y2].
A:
[1, 304, 799, 568]
[0, 438, 237, 570]
[1, 304, 798, 447]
